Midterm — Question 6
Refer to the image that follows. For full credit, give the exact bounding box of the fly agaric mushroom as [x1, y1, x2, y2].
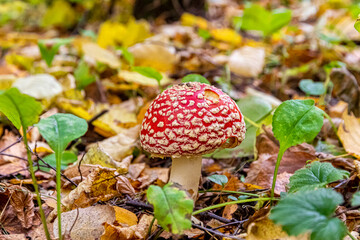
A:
[140, 82, 246, 199]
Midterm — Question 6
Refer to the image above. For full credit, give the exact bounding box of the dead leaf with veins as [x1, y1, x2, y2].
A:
[338, 111, 360, 158]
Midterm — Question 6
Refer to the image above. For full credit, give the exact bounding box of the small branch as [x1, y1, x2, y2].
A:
[198, 212, 232, 223]
[0, 136, 23, 153]
[212, 219, 247, 230]
[192, 223, 244, 240]
[199, 189, 260, 197]
[125, 199, 153, 211]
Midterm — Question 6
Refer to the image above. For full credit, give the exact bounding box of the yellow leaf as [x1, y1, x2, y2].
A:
[210, 28, 242, 45]
[180, 13, 208, 29]
[247, 217, 308, 240]
[41, 0, 76, 28]
[5, 54, 33, 71]
[97, 21, 127, 48]
[97, 18, 151, 48]
[82, 42, 121, 69]
[338, 111, 360, 158]
[114, 206, 138, 226]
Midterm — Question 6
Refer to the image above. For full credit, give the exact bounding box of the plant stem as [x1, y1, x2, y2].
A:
[347, 230, 357, 240]
[270, 148, 286, 201]
[243, 115, 261, 129]
[56, 150, 63, 240]
[192, 197, 273, 215]
[199, 189, 260, 197]
[319, 72, 330, 105]
[22, 129, 51, 240]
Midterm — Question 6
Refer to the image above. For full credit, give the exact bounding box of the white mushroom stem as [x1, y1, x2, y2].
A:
[169, 155, 202, 200]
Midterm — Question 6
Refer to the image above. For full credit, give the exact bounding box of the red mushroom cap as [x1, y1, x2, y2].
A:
[140, 82, 246, 157]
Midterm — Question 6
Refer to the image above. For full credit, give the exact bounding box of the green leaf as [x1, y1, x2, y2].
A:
[272, 100, 324, 151]
[198, 28, 211, 40]
[324, 61, 346, 74]
[36, 113, 88, 153]
[147, 184, 193, 234]
[0, 88, 42, 129]
[38, 38, 73, 67]
[351, 192, 360, 206]
[208, 175, 228, 187]
[288, 162, 349, 193]
[299, 79, 325, 96]
[355, 15, 360, 33]
[74, 60, 96, 89]
[119, 47, 134, 66]
[40, 151, 77, 172]
[240, 4, 292, 36]
[270, 188, 347, 240]
[182, 74, 210, 84]
[132, 66, 162, 82]
[209, 96, 272, 158]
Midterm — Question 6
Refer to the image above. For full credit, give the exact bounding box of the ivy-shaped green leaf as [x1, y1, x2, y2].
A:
[299, 79, 325, 96]
[74, 60, 96, 89]
[0, 88, 42, 129]
[40, 151, 77, 172]
[147, 184, 193, 234]
[288, 162, 349, 193]
[132, 66, 162, 82]
[270, 188, 347, 240]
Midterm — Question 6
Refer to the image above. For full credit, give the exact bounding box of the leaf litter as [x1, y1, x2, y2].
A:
[1, 0, 360, 239]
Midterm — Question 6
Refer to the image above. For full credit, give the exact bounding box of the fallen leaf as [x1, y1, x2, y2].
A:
[138, 167, 170, 188]
[41, 0, 76, 28]
[53, 205, 116, 240]
[116, 176, 136, 197]
[210, 28, 242, 45]
[129, 42, 179, 72]
[0, 130, 27, 176]
[114, 206, 138, 226]
[61, 167, 122, 210]
[246, 217, 309, 240]
[101, 214, 156, 240]
[180, 13, 208, 29]
[330, 67, 360, 117]
[9, 185, 35, 229]
[228, 46, 265, 77]
[222, 204, 238, 220]
[338, 111, 360, 158]
[82, 42, 121, 69]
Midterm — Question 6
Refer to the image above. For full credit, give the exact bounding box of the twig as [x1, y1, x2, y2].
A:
[78, 153, 86, 182]
[0, 136, 23, 153]
[31, 147, 78, 187]
[0, 152, 27, 161]
[198, 212, 232, 223]
[88, 109, 108, 124]
[126, 199, 153, 211]
[192, 224, 244, 240]
[212, 219, 247, 230]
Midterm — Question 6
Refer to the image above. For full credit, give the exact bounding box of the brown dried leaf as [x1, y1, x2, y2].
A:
[331, 67, 360, 118]
[9, 185, 35, 229]
[53, 205, 116, 240]
[101, 214, 156, 240]
[61, 167, 122, 210]
[338, 111, 360, 158]
[137, 167, 169, 188]
[116, 176, 136, 197]
[114, 206, 138, 226]
[0, 131, 28, 176]
[222, 204, 238, 220]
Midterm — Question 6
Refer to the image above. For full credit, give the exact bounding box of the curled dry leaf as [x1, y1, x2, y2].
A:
[61, 166, 122, 210]
[116, 175, 136, 197]
[0, 183, 35, 230]
[228, 46, 265, 78]
[118, 70, 172, 87]
[331, 67, 360, 118]
[101, 214, 155, 240]
[338, 111, 360, 158]
[245, 128, 317, 191]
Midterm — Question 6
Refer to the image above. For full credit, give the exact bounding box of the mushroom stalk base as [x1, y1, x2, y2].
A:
[169, 155, 202, 200]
